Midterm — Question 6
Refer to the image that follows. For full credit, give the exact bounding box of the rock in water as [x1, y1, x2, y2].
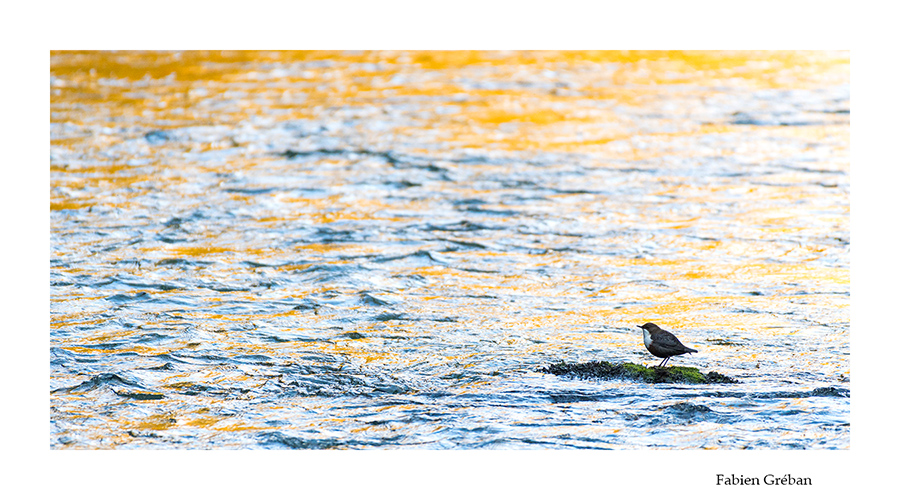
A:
[540, 361, 739, 384]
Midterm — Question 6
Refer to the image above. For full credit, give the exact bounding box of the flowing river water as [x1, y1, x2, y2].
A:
[50, 51, 849, 449]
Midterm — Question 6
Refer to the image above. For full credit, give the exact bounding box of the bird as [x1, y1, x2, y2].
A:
[637, 322, 698, 367]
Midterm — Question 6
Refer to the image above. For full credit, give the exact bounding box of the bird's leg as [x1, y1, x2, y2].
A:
[658, 357, 668, 368]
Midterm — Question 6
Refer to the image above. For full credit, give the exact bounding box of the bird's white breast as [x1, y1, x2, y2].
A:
[642, 328, 652, 349]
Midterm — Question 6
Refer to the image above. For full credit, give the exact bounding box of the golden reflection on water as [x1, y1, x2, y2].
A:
[51, 51, 849, 449]
[51, 50, 848, 149]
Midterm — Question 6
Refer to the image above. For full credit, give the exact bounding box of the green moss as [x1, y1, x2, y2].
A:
[667, 366, 706, 383]
[620, 362, 656, 381]
[540, 361, 738, 384]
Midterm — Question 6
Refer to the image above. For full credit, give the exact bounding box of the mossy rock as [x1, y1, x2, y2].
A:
[540, 361, 739, 384]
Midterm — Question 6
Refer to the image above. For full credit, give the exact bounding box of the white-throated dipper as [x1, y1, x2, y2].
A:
[638, 322, 698, 367]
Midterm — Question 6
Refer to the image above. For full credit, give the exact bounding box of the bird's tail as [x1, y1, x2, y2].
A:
[687, 348, 698, 354]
